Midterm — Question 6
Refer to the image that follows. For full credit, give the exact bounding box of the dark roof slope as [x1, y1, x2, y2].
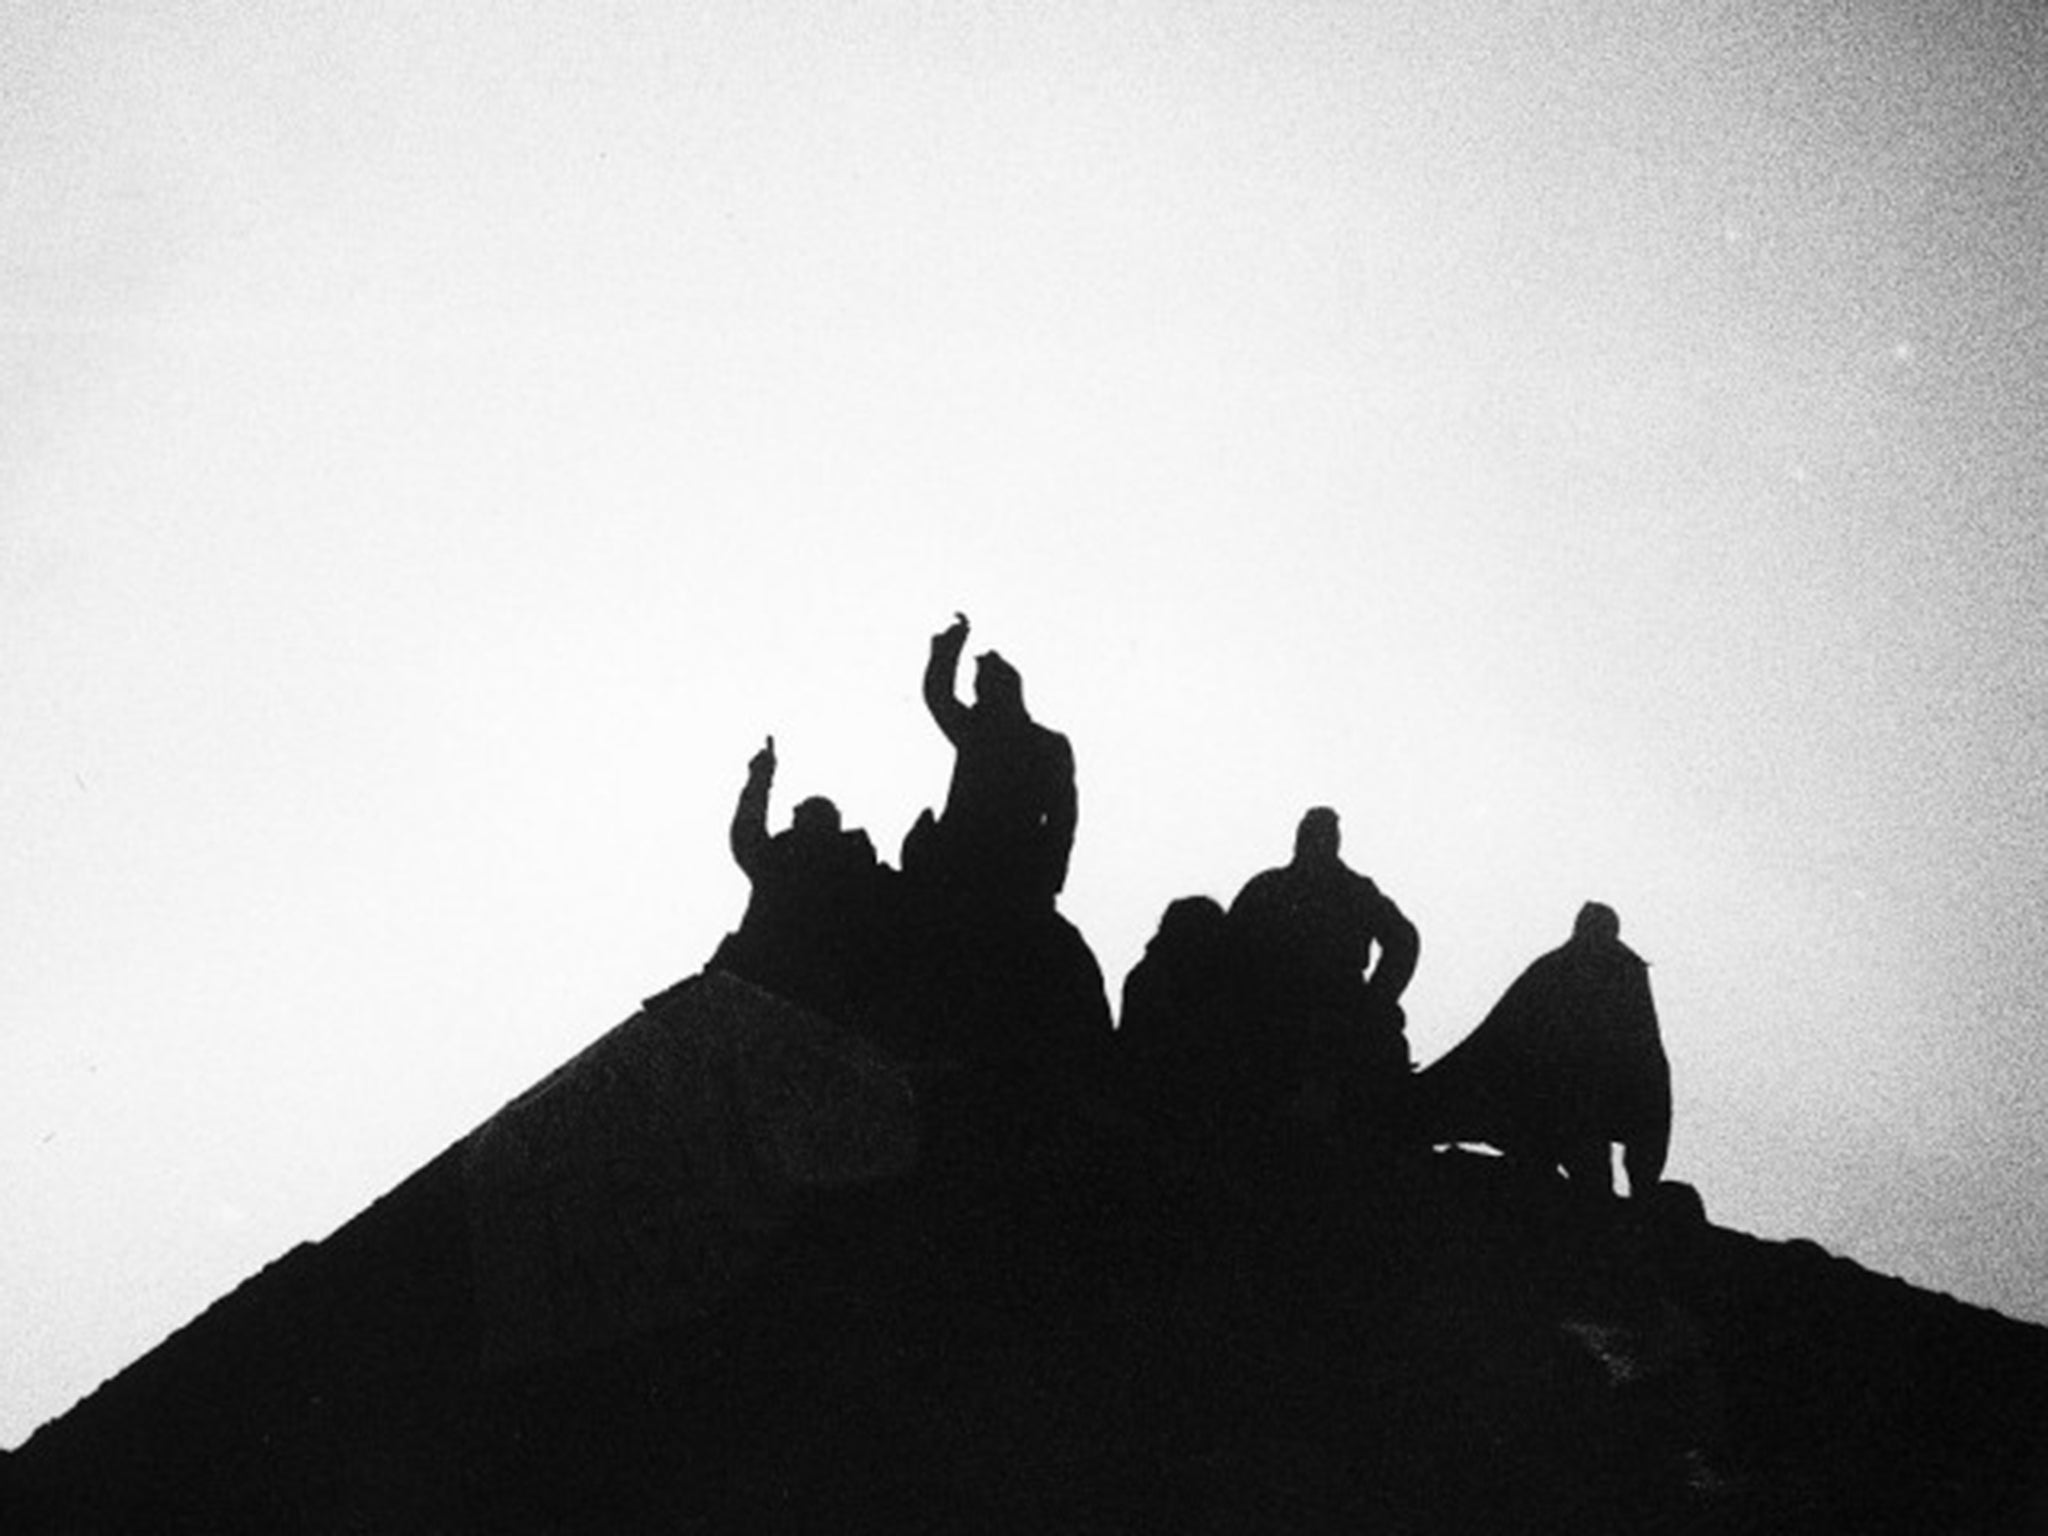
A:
[9, 972, 2046, 1534]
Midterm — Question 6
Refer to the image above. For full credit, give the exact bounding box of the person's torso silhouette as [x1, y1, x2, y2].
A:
[1227, 807, 1418, 1021]
[916, 613, 1076, 910]
[718, 736, 886, 1019]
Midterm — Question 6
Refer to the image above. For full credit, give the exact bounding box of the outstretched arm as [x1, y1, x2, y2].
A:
[923, 611, 972, 744]
[730, 735, 775, 878]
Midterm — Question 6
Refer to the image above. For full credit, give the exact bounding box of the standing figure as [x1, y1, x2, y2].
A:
[895, 614, 1109, 1070]
[1230, 809, 1418, 1052]
[1225, 807, 1419, 1150]
[908, 611, 1077, 911]
[1413, 901, 1671, 1197]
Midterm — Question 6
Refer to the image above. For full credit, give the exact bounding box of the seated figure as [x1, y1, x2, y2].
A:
[903, 611, 1076, 913]
[1412, 901, 1671, 1197]
[1118, 897, 1257, 1137]
[891, 614, 1108, 1068]
[710, 736, 892, 1023]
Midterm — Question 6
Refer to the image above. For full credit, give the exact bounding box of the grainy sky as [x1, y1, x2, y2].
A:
[4, 2, 2045, 1447]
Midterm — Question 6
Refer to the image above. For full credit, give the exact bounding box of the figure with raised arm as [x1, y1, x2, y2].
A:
[894, 613, 1109, 1070]
[712, 734, 887, 1021]
[908, 611, 1077, 911]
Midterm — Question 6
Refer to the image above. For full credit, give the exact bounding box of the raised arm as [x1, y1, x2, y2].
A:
[729, 735, 775, 878]
[922, 611, 973, 744]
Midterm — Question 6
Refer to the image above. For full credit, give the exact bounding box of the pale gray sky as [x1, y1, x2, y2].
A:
[4, 2, 2045, 1446]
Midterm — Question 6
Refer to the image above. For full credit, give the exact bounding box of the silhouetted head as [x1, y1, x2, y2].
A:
[1573, 901, 1621, 944]
[1293, 806, 1342, 865]
[790, 796, 843, 837]
[973, 650, 1026, 716]
[1150, 895, 1227, 955]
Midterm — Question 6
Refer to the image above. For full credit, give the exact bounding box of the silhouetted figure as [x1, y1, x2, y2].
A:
[1413, 901, 1671, 1197]
[903, 611, 1076, 912]
[889, 614, 1108, 1074]
[709, 736, 893, 1023]
[1119, 897, 1236, 1053]
[1215, 808, 1420, 1173]
[1117, 896, 1266, 1147]
[1230, 804, 1419, 1069]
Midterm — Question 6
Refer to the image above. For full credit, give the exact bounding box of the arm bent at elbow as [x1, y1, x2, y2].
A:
[923, 614, 972, 743]
[729, 737, 775, 877]
[1368, 898, 1420, 1003]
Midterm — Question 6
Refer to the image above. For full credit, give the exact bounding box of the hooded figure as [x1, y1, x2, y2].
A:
[1413, 901, 1671, 1197]
[907, 611, 1076, 910]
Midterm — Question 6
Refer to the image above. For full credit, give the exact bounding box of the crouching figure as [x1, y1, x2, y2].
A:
[1413, 902, 1670, 1197]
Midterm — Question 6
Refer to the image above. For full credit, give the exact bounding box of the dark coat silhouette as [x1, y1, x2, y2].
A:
[1119, 897, 1238, 1055]
[906, 612, 1076, 910]
[1117, 896, 1267, 1143]
[1228, 808, 1418, 1071]
[1207, 808, 1421, 1162]
[710, 736, 892, 1022]
[880, 619, 1107, 1068]
[1413, 901, 1671, 1196]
